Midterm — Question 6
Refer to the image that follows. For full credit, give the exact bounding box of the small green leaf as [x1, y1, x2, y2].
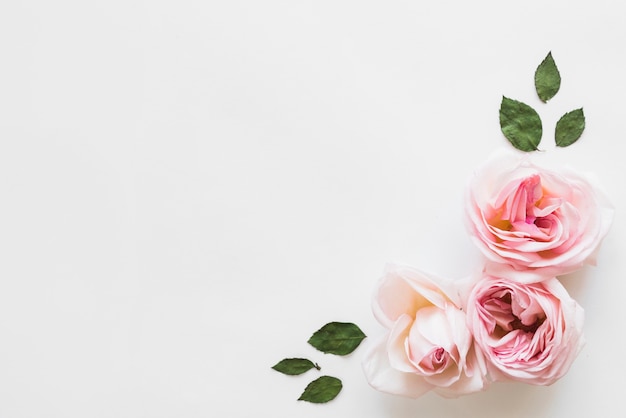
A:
[555, 108, 585, 147]
[271, 358, 320, 375]
[308, 322, 366, 355]
[535, 51, 561, 102]
[298, 376, 342, 403]
[499, 96, 543, 152]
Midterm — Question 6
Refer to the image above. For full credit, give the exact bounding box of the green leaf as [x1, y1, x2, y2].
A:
[535, 51, 561, 102]
[308, 322, 366, 355]
[555, 108, 585, 147]
[298, 376, 342, 403]
[272, 358, 320, 375]
[499, 96, 543, 152]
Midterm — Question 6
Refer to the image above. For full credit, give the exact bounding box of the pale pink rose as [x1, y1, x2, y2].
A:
[362, 264, 488, 398]
[465, 273, 584, 385]
[465, 150, 613, 282]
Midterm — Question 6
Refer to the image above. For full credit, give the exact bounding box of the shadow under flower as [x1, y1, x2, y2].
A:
[379, 380, 557, 418]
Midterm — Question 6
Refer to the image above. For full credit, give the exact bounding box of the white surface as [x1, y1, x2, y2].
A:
[1, 1, 624, 417]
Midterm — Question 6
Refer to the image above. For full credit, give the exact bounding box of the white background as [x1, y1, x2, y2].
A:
[1, 1, 625, 417]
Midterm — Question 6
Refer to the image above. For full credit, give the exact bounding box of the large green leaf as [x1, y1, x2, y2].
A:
[307, 322, 366, 355]
[298, 376, 342, 403]
[535, 51, 561, 102]
[499, 96, 543, 152]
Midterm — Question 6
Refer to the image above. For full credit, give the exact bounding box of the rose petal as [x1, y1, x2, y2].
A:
[362, 334, 434, 398]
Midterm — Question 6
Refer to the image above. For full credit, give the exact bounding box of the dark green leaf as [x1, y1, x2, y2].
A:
[272, 358, 319, 375]
[535, 51, 561, 102]
[298, 376, 342, 403]
[499, 96, 543, 152]
[555, 108, 585, 147]
[308, 322, 366, 355]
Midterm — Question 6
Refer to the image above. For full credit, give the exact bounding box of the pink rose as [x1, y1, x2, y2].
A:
[465, 151, 613, 282]
[362, 264, 488, 398]
[465, 273, 584, 385]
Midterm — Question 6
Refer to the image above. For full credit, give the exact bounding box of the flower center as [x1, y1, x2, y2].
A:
[433, 347, 445, 363]
[509, 316, 545, 333]
[417, 346, 450, 373]
[499, 292, 545, 334]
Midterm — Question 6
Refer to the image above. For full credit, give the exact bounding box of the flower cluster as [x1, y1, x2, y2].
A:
[362, 150, 613, 398]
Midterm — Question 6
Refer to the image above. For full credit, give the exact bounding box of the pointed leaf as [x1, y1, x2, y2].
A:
[308, 322, 366, 355]
[555, 108, 585, 147]
[298, 376, 342, 403]
[272, 358, 320, 375]
[499, 96, 543, 152]
[535, 52, 561, 102]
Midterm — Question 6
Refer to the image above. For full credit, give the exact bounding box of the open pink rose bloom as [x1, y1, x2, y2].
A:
[465, 274, 584, 385]
[362, 264, 488, 398]
[465, 151, 613, 282]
